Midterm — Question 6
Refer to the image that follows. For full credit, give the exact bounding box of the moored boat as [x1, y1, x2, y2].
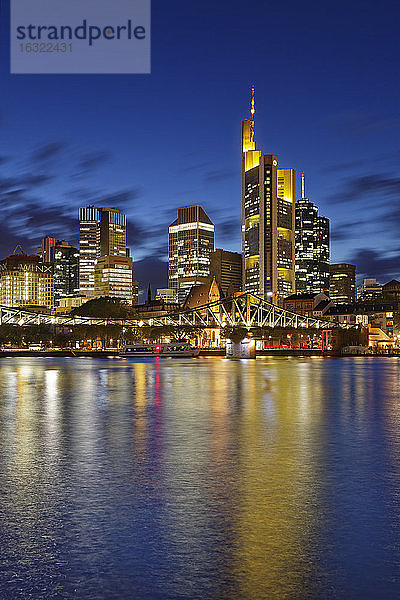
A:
[121, 342, 200, 358]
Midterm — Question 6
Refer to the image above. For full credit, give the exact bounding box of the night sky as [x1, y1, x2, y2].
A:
[0, 0, 399, 295]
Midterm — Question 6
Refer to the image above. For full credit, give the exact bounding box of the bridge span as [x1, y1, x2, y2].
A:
[0, 293, 336, 330]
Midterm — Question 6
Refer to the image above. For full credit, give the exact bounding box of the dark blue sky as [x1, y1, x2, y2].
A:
[0, 0, 399, 292]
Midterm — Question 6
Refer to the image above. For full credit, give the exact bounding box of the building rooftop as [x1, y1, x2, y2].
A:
[284, 292, 319, 301]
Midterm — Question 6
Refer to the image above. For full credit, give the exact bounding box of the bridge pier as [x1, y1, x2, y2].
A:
[226, 338, 256, 359]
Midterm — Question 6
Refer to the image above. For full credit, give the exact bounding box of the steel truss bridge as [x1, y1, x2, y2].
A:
[0, 293, 335, 330]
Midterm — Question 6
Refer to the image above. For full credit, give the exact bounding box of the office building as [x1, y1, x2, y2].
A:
[329, 263, 356, 304]
[37, 236, 56, 263]
[295, 172, 330, 293]
[210, 249, 242, 296]
[53, 245, 80, 304]
[79, 206, 127, 298]
[99, 208, 127, 257]
[0, 254, 53, 308]
[94, 255, 133, 303]
[242, 87, 295, 303]
[168, 205, 215, 303]
[357, 278, 383, 301]
[156, 288, 178, 303]
[382, 279, 400, 301]
[133, 281, 139, 306]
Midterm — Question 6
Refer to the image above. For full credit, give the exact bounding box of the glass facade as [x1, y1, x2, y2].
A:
[94, 256, 133, 304]
[168, 206, 214, 301]
[329, 263, 356, 304]
[79, 206, 127, 298]
[295, 195, 330, 293]
[54, 246, 79, 304]
[242, 95, 295, 303]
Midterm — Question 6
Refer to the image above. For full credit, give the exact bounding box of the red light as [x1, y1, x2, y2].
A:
[156, 346, 160, 351]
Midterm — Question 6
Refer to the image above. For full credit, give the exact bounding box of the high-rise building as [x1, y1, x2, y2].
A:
[79, 206, 101, 298]
[99, 208, 127, 257]
[168, 205, 215, 303]
[37, 236, 56, 263]
[53, 245, 80, 304]
[357, 278, 382, 301]
[329, 263, 356, 304]
[295, 172, 330, 293]
[94, 255, 133, 303]
[242, 87, 295, 303]
[79, 206, 127, 298]
[0, 254, 53, 308]
[209, 249, 242, 295]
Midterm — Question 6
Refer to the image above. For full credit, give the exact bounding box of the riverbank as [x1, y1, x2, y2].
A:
[0, 348, 398, 358]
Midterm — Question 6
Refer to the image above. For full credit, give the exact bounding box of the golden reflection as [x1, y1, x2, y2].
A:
[231, 359, 324, 599]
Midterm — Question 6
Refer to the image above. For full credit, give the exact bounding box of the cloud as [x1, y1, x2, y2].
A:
[323, 159, 368, 173]
[77, 151, 111, 173]
[329, 172, 400, 204]
[330, 220, 368, 242]
[350, 248, 400, 283]
[332, 111, 400, 139]
[216, 217, 241, 242]
[98, 189, 142, 208]
[127, 222, 147, 247]
[183, 162, 209, 172]
[0, 171, 77, 255]
[66, 187, 142, 210]
[31, 142, 66, 162]
[204, 169, 235, 183]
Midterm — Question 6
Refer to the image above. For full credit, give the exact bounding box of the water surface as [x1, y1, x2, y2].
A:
[0, 356, 399, 599]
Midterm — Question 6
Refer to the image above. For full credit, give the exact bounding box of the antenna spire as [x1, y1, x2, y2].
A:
[251, 85, 255, 120]
[301, 171, 305, 199]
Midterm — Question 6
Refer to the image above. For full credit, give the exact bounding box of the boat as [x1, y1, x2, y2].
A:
[121, 342, 200, 358]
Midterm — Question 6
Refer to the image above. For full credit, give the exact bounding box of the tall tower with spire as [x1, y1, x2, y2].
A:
[241, 87, 295, 303]
[295, 172, 330, 292]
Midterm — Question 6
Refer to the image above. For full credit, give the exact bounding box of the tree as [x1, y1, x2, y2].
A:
[221, 326, 248, 344]
[71, 296, 137, 319]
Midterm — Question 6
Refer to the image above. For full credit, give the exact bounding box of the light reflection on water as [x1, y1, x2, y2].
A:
[0, 356, 399, 599]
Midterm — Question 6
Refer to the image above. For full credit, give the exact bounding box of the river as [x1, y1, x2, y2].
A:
[0, 356, 399, 599]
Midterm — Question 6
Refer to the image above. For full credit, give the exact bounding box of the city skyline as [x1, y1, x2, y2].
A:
[0, 1, 399, 293]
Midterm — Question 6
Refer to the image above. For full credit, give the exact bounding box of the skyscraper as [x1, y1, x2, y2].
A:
[79, 206, 101, 298]
[209, 249, 242, 295]
[329, 263, 356, 304]
[99, 208, 127, 257]
[94, 255, 133, 303]
[168, 205, 215, 303]
[54, 245, 79, 304]
[242, 87, 295, 303]
[37, 236, 56, 263]
[295, 172, 330, 293]
[79, 206, 128, 298]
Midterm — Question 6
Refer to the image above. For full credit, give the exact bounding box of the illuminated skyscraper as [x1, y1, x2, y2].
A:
[242, 87, 295, 303]
[79, 206, 128, 298]
[94, 255, 133, 304]
[329, 263, 356, 304]
[54, 244, 79, 304]
[295, 172, 330, 292]
[168, 205, 215, 303]
[37, 236, 56, 263]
